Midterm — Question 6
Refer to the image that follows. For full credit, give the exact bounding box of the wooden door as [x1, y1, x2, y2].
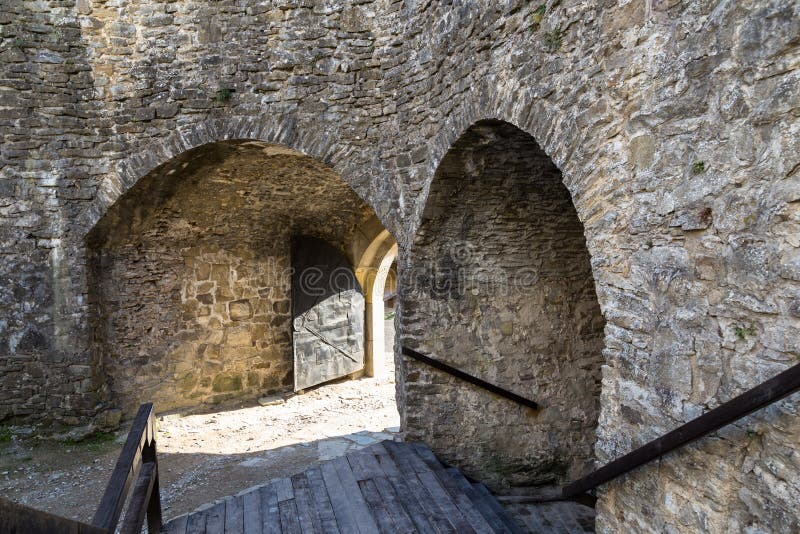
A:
[291, 236, 365, 391]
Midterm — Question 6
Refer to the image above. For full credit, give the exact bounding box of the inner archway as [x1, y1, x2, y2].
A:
[401, 119, 606, 490]
[86, 140, 394, 417]
[356, 230, 399, 380]
[371, 243, 398, 380]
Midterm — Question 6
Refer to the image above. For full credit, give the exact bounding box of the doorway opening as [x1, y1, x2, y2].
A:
[401, 120, 606, 491]
[87, 140, 398, 416]
[356, 230, 399, 382]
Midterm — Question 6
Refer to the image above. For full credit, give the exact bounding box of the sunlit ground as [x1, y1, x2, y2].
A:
[0, 366, 399, 522]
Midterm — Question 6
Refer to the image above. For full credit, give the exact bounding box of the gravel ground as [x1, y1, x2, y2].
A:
[0, 372, 400, 524]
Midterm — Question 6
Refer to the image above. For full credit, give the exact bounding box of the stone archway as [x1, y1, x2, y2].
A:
[370, 242, 398, 380]
[356, 230, 399, 379]
[86, 140, 386, 416]
[400, 119, 606, 490]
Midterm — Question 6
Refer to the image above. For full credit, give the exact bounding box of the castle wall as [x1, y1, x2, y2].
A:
[1, 1, 798, 531]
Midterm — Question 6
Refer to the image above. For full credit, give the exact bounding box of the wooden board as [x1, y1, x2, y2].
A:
[160, 441, 569, 533]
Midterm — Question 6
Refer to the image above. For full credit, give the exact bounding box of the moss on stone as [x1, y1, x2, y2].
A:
[212, 372, 243, 392]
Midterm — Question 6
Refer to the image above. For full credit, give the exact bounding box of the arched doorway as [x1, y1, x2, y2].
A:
[86, 140, 392, 416]
[356, 230, 399, 380]
[400, 120, 606, 490]
[370, 242, 398, 380]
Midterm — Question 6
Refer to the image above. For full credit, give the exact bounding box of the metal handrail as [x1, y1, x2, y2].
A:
[401, 346, 539, 410]
[562, 361, 800, 498]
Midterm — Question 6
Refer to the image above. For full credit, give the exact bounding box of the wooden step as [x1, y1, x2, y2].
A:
[503, 501, 597, 533]
[472, 483, 527, 534]
[162, 440, 594, 533]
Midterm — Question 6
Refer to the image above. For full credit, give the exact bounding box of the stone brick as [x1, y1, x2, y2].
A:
[212, 373, 243, 393]
[229, 300, 253, 321]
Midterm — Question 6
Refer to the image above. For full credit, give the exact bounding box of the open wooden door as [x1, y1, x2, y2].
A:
[291, 236, 365, 391]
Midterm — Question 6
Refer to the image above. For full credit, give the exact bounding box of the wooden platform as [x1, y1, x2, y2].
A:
[161, 440, 594, 533]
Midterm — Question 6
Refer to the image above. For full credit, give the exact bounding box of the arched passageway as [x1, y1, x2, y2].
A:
[356, 230, 399, 380]
[371, 244, 398, 379]
[401, 120, 606, 489]
[87, 140, 393, 416]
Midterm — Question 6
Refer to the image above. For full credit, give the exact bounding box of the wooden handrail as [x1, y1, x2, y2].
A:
[0, 497, 107, 534]
[92, 402, 162, 532]
[402, 346, 539, 410]
[0, 403, 162, 534]
[562, 361, 800, 498]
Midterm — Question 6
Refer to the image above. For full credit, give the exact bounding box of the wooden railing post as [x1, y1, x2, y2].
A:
[143, 441, 163, 534]
[92, 402, 162, 534]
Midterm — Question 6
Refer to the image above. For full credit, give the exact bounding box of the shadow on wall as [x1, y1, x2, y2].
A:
[400, 119, 606, 489]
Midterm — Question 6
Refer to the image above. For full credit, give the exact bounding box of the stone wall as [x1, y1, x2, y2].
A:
[401, 120, 605, 489]
[1, 0, 799, 531]
[87, 141, 374, 416]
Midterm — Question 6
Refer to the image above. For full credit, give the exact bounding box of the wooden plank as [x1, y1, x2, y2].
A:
[204, 501, 225, 533]
[408, 443, 443, 470]
[402, 347, 538, 409]
[0, 496, 106, 534]
[305, 467, 341, 534]
[444, 468, 511, 534]
[120, 461, 157, 534]
[92, 403, 154, 531]
[358, 478, 397, 533]
[506, 503, 552, 533]
[162, 515, 188, 534]
[224, 495, 244, 534]
[547, 502, 592, 533]
[331, 455, 381, 533]
[275, 477, 295, 503]
[146, 458, 163, 534]
[352, 446, 387, 480]
[358, 447, 415, 532]
[260, 483, 282, 534]
[242, 487, 262, 534]
[383, 441, 458, 533]
[185, 508, 207, 534]
[371, 443, 402, 477]
[320, 457, 364, 533]
[371, 475, 417, 534]
[345, 450, 370, 481]
[564, 360, 800, 497]
[388, 442, 474, 533]
[278, 499, 302, 534]
[292, 473, 323, 534]
[371, 443, 441, 533]
[409, 444, 494, 532]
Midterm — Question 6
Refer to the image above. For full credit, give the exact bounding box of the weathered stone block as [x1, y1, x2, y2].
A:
[229, 299, 253, 321]
[212, 373, 243, 393]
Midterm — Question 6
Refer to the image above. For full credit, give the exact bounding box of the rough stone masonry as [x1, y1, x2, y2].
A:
[1, 1, 798, 532]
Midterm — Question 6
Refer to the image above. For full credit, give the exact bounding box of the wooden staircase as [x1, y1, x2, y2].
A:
[161, 440, 589, 533]
[7, 349, 798, 534]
